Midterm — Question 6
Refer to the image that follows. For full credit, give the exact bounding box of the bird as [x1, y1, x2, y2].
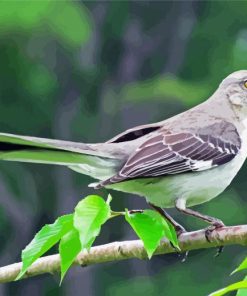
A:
[0, 70, 247, 235]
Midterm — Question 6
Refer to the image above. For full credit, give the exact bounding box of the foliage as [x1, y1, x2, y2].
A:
[0, 1, 91, 47]
[1, 1, 247, 295]
[16, 195, 178, 283]
[119, 76, 210, 107]
[74, 195, 111, 251]
[210, 279, 247, 296]
[125, 210, 179, 258]
[59, 228, 81, 283]
[210, 260, 247, 295]
[16, 214, 73, 280]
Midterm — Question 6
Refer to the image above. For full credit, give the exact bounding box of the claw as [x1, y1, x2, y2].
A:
[204, 221, 225, 257]
[214, 246, 224, 257]
[205, 220, 225, 242]
[205, 226, 215, 243]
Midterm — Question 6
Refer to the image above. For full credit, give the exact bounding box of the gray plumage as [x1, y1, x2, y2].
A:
[1, 70, 247, 214]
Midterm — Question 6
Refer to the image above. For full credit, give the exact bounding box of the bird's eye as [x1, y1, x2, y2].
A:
[244, 80, 247, 88]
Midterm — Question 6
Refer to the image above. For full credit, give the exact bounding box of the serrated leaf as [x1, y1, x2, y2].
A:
[16, 214, 73, 280]
[59, 228, 81, 283]
[73, 195, 111, 250]
[125, 210, 179, 259]
[232, 257, 247, 275]
[209, 280, 247, 296]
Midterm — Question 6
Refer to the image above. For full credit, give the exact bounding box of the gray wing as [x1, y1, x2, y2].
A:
[96, 122, 241, 187]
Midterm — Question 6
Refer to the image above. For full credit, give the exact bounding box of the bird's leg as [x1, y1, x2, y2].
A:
[175, 198, 225, 255]
[149, 203, 186, 236]
[175, 199, 225, 229]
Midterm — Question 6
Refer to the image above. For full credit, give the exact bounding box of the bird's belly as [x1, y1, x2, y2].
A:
[108, 152, 246, 208]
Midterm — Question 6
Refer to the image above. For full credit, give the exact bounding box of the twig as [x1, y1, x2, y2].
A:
[0, 225, 247, 283]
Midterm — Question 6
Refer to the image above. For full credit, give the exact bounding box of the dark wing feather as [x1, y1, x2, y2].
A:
[96, 123, 241, 188]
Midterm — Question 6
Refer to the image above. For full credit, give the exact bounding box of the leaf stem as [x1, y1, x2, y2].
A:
[110, 209, 144, 219]
[110, 211, 125, 218]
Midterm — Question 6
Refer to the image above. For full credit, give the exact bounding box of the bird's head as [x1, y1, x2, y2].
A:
[219, 70, 247, 113]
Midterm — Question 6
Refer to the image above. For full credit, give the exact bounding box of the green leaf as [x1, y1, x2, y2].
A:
[46, 2, 92, 47]
[73, 195, 111, 250]
[232, 257, 247, 275]
[237, 279, 247, 296]
[59, 228, 81, 283]
[0, 2, 92, 47]
[125, 210, 179, 259]
[166, 220, 179, 249]
[209, 281, 247, 296]
[16, 214, 73, 280]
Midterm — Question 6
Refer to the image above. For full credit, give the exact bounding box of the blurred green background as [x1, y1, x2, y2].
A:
[0, 1, 247, 295]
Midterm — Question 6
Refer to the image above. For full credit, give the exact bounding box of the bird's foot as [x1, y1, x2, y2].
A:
[205, 220, 225, 242]
[204, 220, 225, 257]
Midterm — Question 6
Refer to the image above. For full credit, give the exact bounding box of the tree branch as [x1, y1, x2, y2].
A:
[0, 225, 247, 283]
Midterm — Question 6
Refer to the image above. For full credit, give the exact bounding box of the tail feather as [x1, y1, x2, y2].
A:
[0, 133, 96, 164]
[0, 132, 123, 180]
[0, 132, 102, 155]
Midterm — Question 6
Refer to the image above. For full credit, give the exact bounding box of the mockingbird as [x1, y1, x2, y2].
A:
[0, 70, 247, 234]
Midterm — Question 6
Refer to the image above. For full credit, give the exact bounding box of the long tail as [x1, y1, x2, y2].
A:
[0, 133, 124, 180]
